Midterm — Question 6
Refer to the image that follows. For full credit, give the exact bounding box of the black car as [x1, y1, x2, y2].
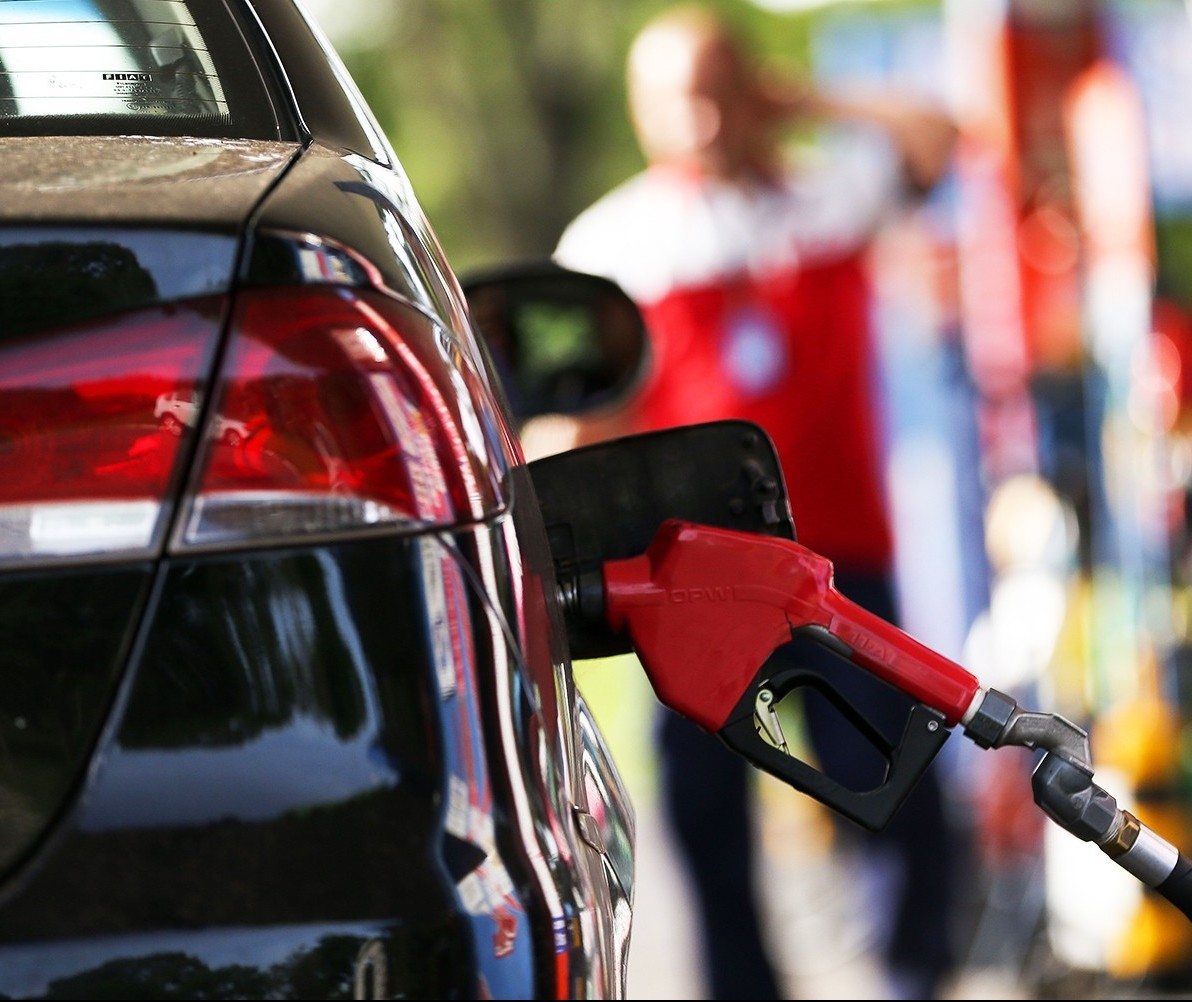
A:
[0, 2, 643, 997]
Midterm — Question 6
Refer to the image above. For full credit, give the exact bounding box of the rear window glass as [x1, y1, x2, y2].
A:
[0, 0, 293, 139]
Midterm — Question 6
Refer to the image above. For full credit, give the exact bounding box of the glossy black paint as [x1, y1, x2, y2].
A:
[0, 232, 238, 340]
[242, 145, 446, 314]
[0, 531, 540, 998]
[243, 145, 482, 366]
[248, 0, 393, 164]
[0, 566, 153, 877]
[0, 923, 451, 999]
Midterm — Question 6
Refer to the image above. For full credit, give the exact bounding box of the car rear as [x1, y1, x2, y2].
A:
[0, 1, 632, 998]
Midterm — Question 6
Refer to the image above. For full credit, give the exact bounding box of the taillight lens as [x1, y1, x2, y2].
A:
[0, 287, 504, 565]
[175, 286, 504, 549]
[0, 299, 221, 564]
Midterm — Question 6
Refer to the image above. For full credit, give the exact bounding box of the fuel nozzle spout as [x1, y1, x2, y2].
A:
[962, 687, 1192, 920]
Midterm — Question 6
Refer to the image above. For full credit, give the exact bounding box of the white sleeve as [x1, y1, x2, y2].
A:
[553, 175, 688, 303]
[554, 201, 622, 281]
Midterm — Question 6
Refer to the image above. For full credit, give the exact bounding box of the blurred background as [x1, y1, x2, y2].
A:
[304, 0, 1192, 998]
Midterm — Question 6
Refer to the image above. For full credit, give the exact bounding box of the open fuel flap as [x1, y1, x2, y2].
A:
[527, 419, 795, 661]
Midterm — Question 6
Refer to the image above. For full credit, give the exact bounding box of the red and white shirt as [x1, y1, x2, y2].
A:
[555, 130, 906, 572]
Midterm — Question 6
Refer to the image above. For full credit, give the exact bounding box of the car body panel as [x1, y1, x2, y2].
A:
[0, 137, 298, 227]
[0, 136, 293, 338]
[0, 565, 154, 878]
[246, 0, 396, 163]
[0, 518, 608, 998]
[0, 534, 495, 998]
[0, 0, 634, 996]
[244, 144, 457, 327]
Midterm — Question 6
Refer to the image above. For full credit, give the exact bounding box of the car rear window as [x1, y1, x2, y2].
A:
[0, 0, 294, 139]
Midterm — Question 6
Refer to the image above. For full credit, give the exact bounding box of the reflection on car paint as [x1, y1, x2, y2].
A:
[77, 715, 393, 829]
[459, 521, 582, 994]
[0, 230, 238, 324]
[83, 550, 391, 830]
[0, 141, 295, 222]
[419, 534, 529, 976]
[353, 939, 387, 999]
[0, 921, 400, 999]
[341, 154, 475, 346]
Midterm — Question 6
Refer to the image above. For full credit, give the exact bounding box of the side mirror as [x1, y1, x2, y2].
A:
[460, 260, 649, 424]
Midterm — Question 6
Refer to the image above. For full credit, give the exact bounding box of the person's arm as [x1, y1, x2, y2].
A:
[756, 69, 958, 194]
[813, 90, 958, 194]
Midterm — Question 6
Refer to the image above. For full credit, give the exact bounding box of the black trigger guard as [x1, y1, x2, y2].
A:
[719, 665, 951, 832]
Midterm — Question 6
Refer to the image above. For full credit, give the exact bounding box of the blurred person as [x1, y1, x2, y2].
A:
[552, 5, 964, 999]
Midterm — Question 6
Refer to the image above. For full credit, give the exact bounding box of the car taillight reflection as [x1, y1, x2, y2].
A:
[0, 300, 220, 563]
[176, 286, 496, 550]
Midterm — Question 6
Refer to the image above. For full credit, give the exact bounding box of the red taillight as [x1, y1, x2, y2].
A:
[0, 299, 222, 564]
[174, 286, 504, 549]
[0, 287, 504, 564]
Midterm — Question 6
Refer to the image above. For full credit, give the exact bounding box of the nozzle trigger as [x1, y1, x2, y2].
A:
[722, 660, 950, 832]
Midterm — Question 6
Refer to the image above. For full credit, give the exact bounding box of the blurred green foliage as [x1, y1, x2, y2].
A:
[329, 0, 830, 274]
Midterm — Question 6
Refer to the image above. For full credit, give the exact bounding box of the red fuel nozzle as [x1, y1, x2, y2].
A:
[603, 520, 982, 733]
[602, 521, 1192, 892]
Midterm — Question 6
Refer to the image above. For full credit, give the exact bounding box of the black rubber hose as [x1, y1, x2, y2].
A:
[1158, 854, 1192, 921]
